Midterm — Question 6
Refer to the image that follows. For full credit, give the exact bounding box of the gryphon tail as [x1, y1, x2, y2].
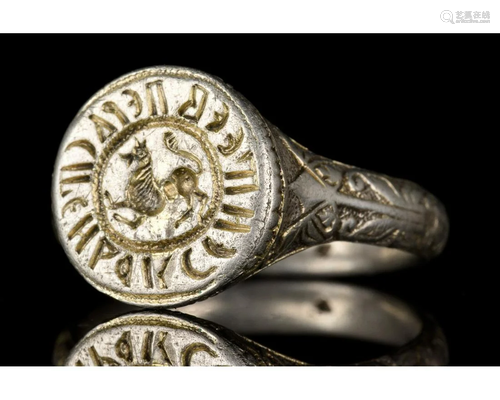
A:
[164, 131, 203, 174]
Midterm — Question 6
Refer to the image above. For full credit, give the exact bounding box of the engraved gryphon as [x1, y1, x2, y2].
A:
[105, 132, 208, 230]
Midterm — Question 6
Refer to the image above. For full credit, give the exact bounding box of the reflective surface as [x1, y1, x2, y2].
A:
[54, 281, 448, 366]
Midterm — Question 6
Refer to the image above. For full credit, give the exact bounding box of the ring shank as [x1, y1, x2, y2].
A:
[264, 242, 419, 276]
[264, 127, 449, 273]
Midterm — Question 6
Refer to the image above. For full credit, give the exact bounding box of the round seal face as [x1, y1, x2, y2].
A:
[52, 67, 283, 306]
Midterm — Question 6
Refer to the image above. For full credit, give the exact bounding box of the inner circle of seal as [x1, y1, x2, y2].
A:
[93, 116, 224, 253]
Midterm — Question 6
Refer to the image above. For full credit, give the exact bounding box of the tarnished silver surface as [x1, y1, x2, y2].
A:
[55, 281, 448, 366]
[52, 66, 449, 306]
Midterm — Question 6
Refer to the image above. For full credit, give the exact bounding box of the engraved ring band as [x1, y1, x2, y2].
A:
[52, 66, 449, 307]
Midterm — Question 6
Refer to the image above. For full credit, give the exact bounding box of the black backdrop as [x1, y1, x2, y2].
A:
[1, 34, 497, 365]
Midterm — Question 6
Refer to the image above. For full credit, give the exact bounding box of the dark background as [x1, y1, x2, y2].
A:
[1, 34, 497, 365]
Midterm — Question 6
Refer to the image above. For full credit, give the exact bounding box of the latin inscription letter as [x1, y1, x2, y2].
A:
[178, 84, 208, 122]
[88, 237, 119, 270]
[102, 101, 130, 126]
[122, 89, 143, 118]
[146, 80, 168, 116]
[89, 114, 117, 143]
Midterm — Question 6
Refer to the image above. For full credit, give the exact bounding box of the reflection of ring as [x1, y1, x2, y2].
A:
[55, 281, 448, 366]
[52, 66, 449, 306]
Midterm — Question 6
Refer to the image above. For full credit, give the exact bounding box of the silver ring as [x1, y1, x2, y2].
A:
[52, 66, 449, 306]
[55, 281, 448, 366]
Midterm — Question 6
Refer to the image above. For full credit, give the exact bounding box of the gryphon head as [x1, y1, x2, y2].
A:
[120, 137, 149, 166]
